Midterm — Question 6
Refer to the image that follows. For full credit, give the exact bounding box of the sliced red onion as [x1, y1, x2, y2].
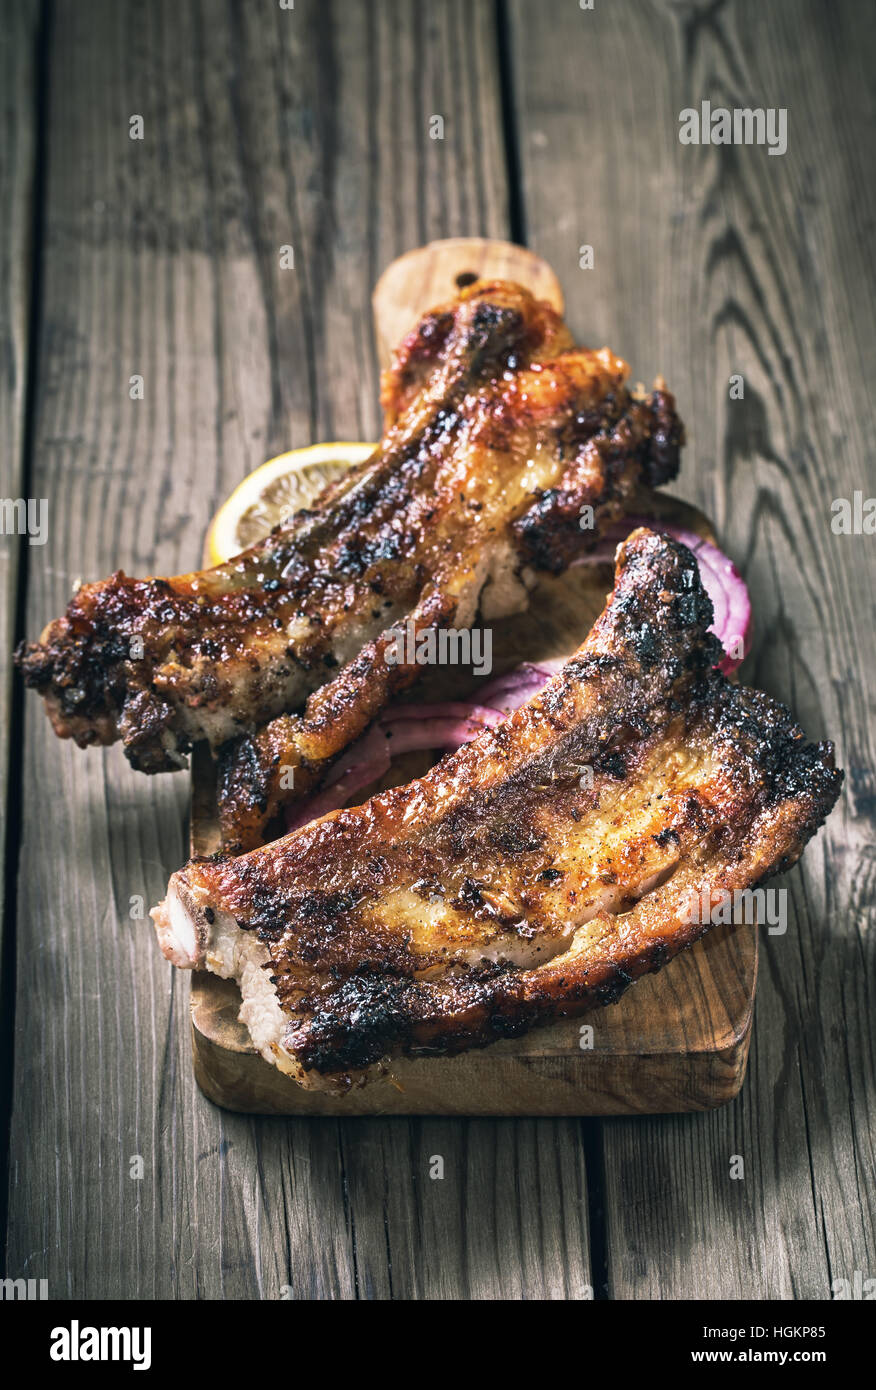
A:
[383, 701, 504, 727]
[321, 723, 392, 789]
[285, 757, 391, 832]
[478, 660, 565, 713]
[382, 716, 493, 755]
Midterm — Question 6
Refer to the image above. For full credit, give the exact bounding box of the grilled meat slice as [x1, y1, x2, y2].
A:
[214, 290, 684, 850]
[152, 529, 842, 1091]
[16, 279, 683, 799]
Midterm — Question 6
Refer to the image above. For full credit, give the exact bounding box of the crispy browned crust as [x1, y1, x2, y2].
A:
[213, 284, 684, 849]
[170, 530, 842, 1085]
[16, 279, 683, 802]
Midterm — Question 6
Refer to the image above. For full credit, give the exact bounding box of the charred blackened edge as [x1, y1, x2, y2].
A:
[14, 599, 195, 773]
[608, 527, 719, 668]
[281, 956, 642, 1077]
[179, 532, 843, 1082]
[511, 390, 685, 574]
[15, 615, 128, 740]
[214, 589, 460, 853]
[282, 728, 841, 1080]
[274, 536, 842, 1079]
[640, 387, 685, 488]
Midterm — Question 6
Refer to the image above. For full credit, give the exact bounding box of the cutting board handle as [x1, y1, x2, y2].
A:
[372, 237, 564, 370]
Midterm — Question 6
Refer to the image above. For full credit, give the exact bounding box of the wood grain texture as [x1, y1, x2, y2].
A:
[3, 0, 593, 1301]
[0, 0, 38, 997]
[507, 0, 876, 1299]
[4, 0, 871, 1303]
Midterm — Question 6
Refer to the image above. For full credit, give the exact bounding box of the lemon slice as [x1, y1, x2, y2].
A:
[206, 441, 376, 565]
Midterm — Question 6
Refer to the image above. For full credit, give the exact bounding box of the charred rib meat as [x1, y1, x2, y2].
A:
[16, 281, 682, 841]
[151, 529, 842, 1091]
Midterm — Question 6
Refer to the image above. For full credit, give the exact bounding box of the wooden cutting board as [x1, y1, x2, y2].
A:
[189, 238, 757, 1116]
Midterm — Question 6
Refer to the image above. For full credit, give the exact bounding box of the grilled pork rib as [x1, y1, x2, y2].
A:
[16, 280, 682, 838]
[152, 530, 842, 1091]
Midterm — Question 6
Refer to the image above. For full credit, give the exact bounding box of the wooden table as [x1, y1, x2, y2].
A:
[2, 0, 873, 1301]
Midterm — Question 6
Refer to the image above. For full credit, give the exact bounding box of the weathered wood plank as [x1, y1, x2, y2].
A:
[5, 0, 594, 1300]
[0, 0, 39, 1252]
[0, 0, 38, 1009]
[508, 0, 876, 1298]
